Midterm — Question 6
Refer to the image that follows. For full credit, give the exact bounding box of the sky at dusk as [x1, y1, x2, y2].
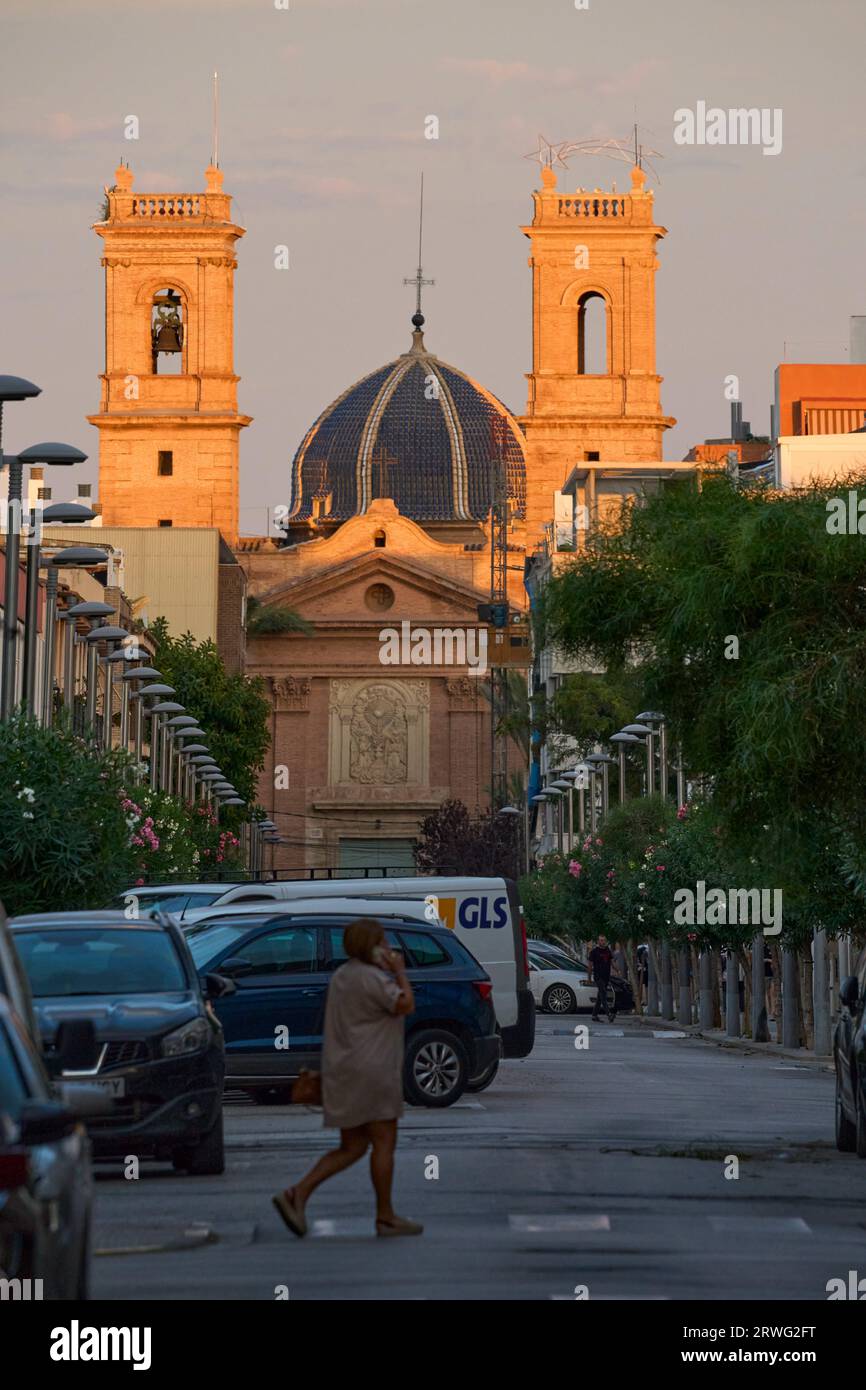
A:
[3, 0, 865, 533]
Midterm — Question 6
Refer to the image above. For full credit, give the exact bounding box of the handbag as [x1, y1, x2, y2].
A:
[292, 1068, 322, 1105]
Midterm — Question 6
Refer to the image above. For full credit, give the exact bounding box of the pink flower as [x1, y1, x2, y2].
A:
[135, 878, 144, 887]
[656, 865, 665, 872]
[568, 860, 582, 877]
[677, 805, 688, 820]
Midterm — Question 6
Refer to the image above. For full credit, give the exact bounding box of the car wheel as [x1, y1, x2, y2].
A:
[465, 1058, 499, 1093]
[254, 1086, 295, 1106]
[543, 984, 576, 1014]
[835, 1068, 857, 1152]
[172, 1110, 225, 1176]
[856, 1082, 866, 1160]
[404, 1029, 468, 1108]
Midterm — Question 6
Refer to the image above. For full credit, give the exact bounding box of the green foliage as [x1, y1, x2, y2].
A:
[540, 469, 866, 912]
[148, 618, 271, 806]
[0, 714, 136, 914]
[246, 596, 314, 636]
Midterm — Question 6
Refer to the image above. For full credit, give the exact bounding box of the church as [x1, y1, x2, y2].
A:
[89, 154, 675, 873]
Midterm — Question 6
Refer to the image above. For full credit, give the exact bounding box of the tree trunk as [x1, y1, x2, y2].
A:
[737, 946, 752, 1038]
[799, 947, 814, 1051]
[647, 939, 661, 1016]
[710, 949, 722, 1027]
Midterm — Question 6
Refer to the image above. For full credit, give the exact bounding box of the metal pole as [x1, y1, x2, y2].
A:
[1, 456, 24, 718]
[556, 796, 563, 854]
[119, 677, 130, 749]
[600, 763, 610, 820]
[41, 569, 58, 727]
[103, 655, 115, 749]
[22, 524, 39, 713]
[134, 697, 143, 774]
[523, 796, 530, 877]
[645, 729, 654, 796]
[567, 785, 574, 852]
[813, 927, 830, 1055]
[617, 745, 626, 802]
[149, 714, 160, 791]
[675, 743, 686, 806]
[658, 722, 668, 800]
[589, 771, 598, 834]
[577, 776, 585, 835]
[63, 615, 76, 721]
[782, 948, 799, 1048]
[85, 638, 99, 735]
[725, 948, 741, 1037]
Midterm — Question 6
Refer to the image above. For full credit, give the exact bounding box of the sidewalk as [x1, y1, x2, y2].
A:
[634, 1012, 834, 1071]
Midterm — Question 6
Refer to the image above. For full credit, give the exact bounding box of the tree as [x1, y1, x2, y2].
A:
[414, 799, 521, 878]
[0, 714, 136, 914]
[148, 618, 271, 807]
[539, 470, 866, 911]
[245, 596, 313, 636]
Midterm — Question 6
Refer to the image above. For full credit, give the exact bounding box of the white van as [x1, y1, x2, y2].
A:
[176, 876, 535, 1059]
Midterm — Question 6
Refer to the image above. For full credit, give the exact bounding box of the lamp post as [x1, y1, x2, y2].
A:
[0, 376, 41, 712]
[140, 689, 177, 789]
[638, 711, 668, 799]
[83, 623, 128, 748]
[621, 723, 653, 794]
[1, 440, 87, 718]
[50, 547, 112, 731]
[22, 500, 96, 715]
[65, 601, 114, 733]
[164, 715, 197, 795]
[610, 731, 640, 801]
[121, 667, 161, 775]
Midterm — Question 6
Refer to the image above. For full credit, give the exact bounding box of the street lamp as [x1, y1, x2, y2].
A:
[611, 730, 644, 802]
[63, 600, 113, 733]
[1, 440, 87, 718]
[83, 623, 129, 748]
[0, 376, 41, 709]
[621, 723, 653, 795]
[22, 500, 95, 715]
[637, 711, 668, 800]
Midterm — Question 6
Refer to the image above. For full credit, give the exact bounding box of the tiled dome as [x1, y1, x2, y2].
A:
[288, 325, 526, 525]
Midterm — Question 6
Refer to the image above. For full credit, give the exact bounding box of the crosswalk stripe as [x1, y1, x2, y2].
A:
[510, 1214, 610, 1233]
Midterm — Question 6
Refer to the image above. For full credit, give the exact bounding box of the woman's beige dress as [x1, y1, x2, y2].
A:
[321, 958, 405, 1129]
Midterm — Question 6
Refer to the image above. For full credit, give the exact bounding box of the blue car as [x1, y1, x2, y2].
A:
[185, 910, 500, 1107]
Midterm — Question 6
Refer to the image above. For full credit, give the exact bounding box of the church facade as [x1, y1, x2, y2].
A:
[91, 156, 675, 872]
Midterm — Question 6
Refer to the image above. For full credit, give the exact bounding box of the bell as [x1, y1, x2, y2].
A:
[154, 323, 183, 353]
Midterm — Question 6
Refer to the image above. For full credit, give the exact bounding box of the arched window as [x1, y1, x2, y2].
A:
[577, 292, 607, 375]
[151, 288, 184, 375]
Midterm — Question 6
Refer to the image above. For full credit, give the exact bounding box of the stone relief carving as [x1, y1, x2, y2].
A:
[271, 675, 311, 710]
[329, 679, 429, 786]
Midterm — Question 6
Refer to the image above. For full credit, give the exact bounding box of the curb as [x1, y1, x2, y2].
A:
[634, 1014, 834, 1070]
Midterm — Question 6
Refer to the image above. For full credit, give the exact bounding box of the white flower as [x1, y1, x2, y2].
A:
[17, 787, 35, 803]
[22, 811, 34, 820]
[638, 882, 646, 889]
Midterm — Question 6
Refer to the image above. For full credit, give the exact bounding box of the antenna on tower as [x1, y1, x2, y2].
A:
[212, 70, 220, 168]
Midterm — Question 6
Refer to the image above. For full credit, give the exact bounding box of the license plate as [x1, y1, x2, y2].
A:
[90, 1077, 126, 1099]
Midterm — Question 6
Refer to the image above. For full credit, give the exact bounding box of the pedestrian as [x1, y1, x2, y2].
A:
[612, 940, 628, 980]
[272, 918, 423, 1239]
[589, 933, 616, 1022]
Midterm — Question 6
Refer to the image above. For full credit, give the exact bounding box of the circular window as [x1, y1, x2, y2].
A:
[365, 583, 395, 612]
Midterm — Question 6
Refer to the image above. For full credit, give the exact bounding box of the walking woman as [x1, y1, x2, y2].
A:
[272, 918, 423, 1239]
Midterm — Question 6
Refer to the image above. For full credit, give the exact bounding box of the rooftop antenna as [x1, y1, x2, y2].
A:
[403, 173, 435, 333]
[212, 70, 220, 168]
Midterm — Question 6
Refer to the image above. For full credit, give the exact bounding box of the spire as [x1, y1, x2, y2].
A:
[403, 173, 435, 351]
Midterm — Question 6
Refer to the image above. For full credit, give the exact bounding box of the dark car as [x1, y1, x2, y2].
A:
[0, 910, 39, 1044]
[834, 952, 866, 1155]
[185, 911, 500, 1108]
[10, 912, 230, 1175]
[527, 939, 635, 1013]
[0, 996, 97, 1299]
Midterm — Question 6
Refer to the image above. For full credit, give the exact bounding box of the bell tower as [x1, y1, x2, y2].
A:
[88, 162, 251, 544]
[520, 162, 675, 546]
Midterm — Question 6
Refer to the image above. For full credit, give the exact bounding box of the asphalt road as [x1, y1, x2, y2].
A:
[90, 1014, 866, 1301]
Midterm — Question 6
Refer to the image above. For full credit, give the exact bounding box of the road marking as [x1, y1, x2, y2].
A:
[652, 1031, 688, 1039]
[310, 1218, 381, 1238]
[707, 1216, 811, 1234]
[550, 1294, 669, 1300]
[510, 1214, 610, 1233]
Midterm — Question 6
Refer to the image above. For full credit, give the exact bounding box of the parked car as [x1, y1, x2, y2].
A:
[184, 908, 500, 1107]
[0, 908, 40, 1044]
[834, 953, 866, 1155]
[0, 996, 102, 1299]
[173, 896, 500, 1092]
[9, 912, 230, 1175]
[528, 939, 635, 1013]
[528, 951, 597, 1014]
[177, 875, 535, 1063]
[110, 884, 241, 920]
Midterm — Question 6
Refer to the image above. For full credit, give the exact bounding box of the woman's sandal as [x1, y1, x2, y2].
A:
[272, 1188, 307, 1238]
[376, 1215, 424, 1237]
